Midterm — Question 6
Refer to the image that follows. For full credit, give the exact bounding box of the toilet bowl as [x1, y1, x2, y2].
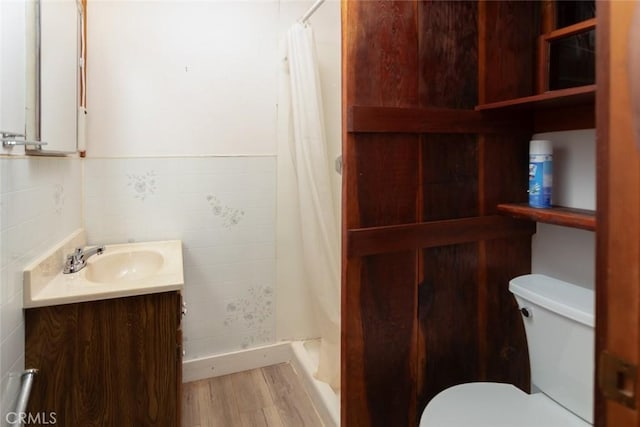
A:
[420, 383, 590, 427]
[419, 274, 594, 427]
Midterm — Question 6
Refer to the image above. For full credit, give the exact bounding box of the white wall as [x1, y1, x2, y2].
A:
[531, 129, 596, 289]
[85, 0, 342, 360]
[88, 1, 279, 157]
[0, 157, 82, 418]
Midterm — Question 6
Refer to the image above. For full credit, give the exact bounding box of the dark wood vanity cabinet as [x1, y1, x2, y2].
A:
[25, 291, 182, 427]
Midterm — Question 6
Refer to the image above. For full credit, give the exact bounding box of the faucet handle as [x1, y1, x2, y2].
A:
[65, 254, 74, 266]
[63, 250, 85, 274]
[73, 247, 84, 259]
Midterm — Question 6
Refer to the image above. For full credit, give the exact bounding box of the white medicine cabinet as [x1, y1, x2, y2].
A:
[0, 1, 28, 145]
[1, 0, 83, 155]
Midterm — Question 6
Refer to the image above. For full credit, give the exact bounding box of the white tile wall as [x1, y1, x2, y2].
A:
[0, 156, 82, 417]
[84, 156, 277, 359]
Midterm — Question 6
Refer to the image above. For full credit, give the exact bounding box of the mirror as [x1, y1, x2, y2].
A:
[1, 1, 27, 139]
[26, 0, 83, 154]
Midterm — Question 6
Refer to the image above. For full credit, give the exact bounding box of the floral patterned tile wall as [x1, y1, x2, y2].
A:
[84, 156, 276, 359]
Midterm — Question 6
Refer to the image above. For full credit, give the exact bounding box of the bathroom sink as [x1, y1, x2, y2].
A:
[84, 250, 165, 284]
[23, 233, 184, 308]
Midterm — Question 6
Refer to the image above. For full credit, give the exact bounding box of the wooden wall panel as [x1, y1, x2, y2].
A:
[344, 1, 419, 107]
[343, 0, 537, 424]
[477, 0, 534, 393]
[344, 134, 420, 426]
[483, 237, 531, 389]
[418, 132, 480, 414]
[479, 134, 530, 212]
[416, 1, 481, 415]
[419, 0, 478, 109]
[355, 135, 419, 228]
[360, 253, 417, 426]
[479, 1, 538, 104]
[342, 1, 420, 425]
[421, 134, 478, 221]
[418, 243, 479, 409]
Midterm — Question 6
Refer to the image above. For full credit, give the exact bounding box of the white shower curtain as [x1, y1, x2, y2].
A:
[286, 22, 341, 390]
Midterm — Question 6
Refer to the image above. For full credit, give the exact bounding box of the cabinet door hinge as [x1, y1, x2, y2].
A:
[599, 350, 638, 409]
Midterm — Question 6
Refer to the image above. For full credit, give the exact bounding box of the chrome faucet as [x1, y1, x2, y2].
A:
[63, 245, 105, 274]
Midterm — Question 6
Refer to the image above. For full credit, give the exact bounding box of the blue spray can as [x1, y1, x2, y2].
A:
[528, 140, 552, 208]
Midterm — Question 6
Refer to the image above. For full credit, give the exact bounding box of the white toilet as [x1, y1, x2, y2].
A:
[419, 274, 594, 427]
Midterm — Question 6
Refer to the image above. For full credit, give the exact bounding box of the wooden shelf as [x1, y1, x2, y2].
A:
[497, 203, 596, 231]
[476, 85, 595, 112]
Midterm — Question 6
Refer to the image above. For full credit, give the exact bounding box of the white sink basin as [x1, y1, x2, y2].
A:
[84, 250, 165, 284]
[24, 236, 184, 308]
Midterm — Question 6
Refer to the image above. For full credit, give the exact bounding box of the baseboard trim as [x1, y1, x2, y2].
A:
[182, 342, 293, 383]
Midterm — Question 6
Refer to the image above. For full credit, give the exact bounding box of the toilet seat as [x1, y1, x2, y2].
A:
[419, 383, 591, 427]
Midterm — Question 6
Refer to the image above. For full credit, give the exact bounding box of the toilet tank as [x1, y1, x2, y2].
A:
[509, 274, 594, 424]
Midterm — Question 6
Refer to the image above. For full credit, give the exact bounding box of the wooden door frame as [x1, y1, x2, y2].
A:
[595, 0, 640, 425]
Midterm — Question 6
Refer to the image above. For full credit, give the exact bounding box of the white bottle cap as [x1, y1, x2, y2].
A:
[530, 139, 552, 155]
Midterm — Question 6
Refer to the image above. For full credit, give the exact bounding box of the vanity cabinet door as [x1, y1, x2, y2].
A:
[25, 291, 181, 426]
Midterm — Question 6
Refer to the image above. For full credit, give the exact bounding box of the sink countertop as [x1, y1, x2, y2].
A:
[24, 238, 184, 308]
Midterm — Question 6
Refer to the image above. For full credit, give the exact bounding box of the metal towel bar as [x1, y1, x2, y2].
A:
[14, 369, 39, 417]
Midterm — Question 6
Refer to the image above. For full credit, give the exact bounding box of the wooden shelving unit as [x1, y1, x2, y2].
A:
[476, 85, 596, 132]
[476, 85, 595, 112]
[497, 202, 596, 231]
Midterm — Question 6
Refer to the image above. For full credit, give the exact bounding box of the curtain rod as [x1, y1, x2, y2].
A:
[299, 0, 326, 23]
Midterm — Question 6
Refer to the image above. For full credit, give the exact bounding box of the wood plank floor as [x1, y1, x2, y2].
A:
[182, 363, 324, 427]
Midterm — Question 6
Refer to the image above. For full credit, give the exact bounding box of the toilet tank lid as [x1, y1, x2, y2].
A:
[509, 274, 594, 327]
